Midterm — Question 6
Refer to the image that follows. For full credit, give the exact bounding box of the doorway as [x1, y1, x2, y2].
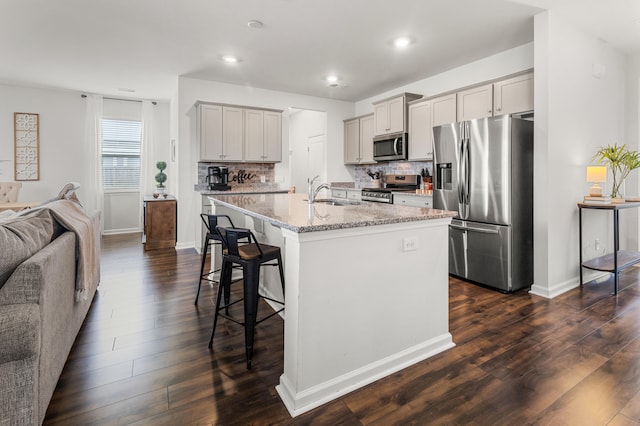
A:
[288, 108, 327, 193]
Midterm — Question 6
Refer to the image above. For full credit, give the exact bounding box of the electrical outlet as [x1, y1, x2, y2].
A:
[260, 175, 266, 183]
[403, 237, 418, 252]
[595, 238, 600, 252]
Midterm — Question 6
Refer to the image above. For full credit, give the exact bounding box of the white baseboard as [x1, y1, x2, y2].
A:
[176, 241, 195, 251]
[529, 271, 608, 299]
[276, 333, 455, 417]
[102, 228, 141, 236]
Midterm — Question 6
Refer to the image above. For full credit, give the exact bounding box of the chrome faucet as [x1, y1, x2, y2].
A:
[308, 175, 330, 204]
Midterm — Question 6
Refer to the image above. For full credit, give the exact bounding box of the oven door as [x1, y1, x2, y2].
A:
[373, 133, 407, 161]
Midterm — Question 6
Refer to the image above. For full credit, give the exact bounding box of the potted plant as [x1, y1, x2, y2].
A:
[592, 144, 640, 199]
[155, 161, 167, 195]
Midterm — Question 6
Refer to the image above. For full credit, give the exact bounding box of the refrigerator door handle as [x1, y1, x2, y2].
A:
[463, 125, 471, 205]
[449, 224, 499, 235]
[457, 125, 465, 205]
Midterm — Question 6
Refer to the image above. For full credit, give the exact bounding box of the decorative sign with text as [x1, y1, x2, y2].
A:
[229, 169, 256, 184]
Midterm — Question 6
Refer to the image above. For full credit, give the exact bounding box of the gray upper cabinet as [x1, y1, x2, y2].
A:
[222, 106, 244, 161]
[262, 111, 282, 162]
[456, 72, 534, 121]
[198, 104, 243, 162]
[408, 100, 432, 160]
[198, 102, 282, 163]
[457, 83, 494, 122]
[373, 93, 422, 137]
[493, 72, 534, 116]
[244, 109, 282, 162]
[431, 93, 457, 127]
[344, 114, 374, 164]
[198, 104, 223, 161]
[408, 93, 457, 161]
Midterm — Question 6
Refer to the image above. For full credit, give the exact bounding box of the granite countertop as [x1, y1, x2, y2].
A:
[197, 184, 288, 195]
[209, 193, 456, 233]
[330, 182, 357, 189]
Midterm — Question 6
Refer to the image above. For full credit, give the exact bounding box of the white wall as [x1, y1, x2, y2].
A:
[354, 43, 534, 115]
[176, 77, 355, 249]
[0, 84, 88, 202]
[627, 54, 640, 246]
[0, 83, 171, 234]
[530, 11, 628, 298]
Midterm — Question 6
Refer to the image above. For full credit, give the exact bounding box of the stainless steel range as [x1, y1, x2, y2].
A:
[361, 174, 421, 203]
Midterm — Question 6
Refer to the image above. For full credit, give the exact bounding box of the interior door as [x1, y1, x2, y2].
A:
[288, 108, 327, 192]
[308, 134, 326, 183]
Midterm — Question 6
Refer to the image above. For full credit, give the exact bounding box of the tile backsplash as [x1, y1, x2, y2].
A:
[195, 161, 433, 190]
[196, 162, 275, 190]
[354, 161, 433, 188]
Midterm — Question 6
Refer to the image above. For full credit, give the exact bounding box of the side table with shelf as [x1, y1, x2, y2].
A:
[143, 195, 177, 251]
[578, 202, 640, 294]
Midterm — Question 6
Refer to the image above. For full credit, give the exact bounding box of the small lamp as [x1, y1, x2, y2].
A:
[586, 166, 607, 197]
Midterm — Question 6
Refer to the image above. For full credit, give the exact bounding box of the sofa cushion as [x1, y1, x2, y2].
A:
[0, 304, 39, 364]
[0, 209, 56, 288]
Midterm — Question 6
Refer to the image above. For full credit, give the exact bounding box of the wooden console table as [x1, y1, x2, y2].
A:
[578, 202, 640, 294]
[143, 195, 177, 251]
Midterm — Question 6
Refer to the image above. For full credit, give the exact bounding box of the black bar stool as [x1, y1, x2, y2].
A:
[195, 214, 249, 305]
[208, 227, 285, 369]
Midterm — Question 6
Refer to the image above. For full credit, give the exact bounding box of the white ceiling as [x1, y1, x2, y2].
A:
[0, 0, 637, 102]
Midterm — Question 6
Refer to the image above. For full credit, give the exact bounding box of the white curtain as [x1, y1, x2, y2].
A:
[83, 94, 104, 230]
[140, 101, 155, 229]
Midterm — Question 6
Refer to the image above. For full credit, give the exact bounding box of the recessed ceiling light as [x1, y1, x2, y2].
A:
[247, 20, 264, 29]
[221, 55, 239, 63]
[325, 75, 339, 83]
[393, 36, 412, 48]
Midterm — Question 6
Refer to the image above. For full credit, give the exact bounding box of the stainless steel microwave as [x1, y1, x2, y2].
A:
[373, 132, 408, 161]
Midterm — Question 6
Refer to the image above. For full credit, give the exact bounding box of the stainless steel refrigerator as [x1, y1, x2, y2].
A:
[433, 114, 533, 292]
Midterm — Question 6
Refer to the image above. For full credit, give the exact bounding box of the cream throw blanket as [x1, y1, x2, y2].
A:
[29, 199, 100, 302]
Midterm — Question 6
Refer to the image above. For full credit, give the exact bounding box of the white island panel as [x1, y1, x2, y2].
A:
[208, 193, 456, 417]
[277, 220, 453, 415]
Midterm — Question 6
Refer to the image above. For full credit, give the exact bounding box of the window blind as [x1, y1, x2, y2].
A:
[102, 119, 142, 190]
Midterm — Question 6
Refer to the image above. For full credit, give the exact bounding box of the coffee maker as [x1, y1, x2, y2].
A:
[206, 166, 230, 191]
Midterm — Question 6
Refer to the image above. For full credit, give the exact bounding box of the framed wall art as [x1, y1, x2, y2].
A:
[14, 112, 40, 181]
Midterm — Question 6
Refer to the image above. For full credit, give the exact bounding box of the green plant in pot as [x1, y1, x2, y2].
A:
[592, 144, 640, 199]
[155, 161, 167, 195]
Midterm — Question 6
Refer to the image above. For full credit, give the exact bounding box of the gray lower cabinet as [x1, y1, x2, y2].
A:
[332, 189, 361, 200]
[331, 189, 347, 199]
[346, 189, 362, 201]
[393, 193, 432, 208]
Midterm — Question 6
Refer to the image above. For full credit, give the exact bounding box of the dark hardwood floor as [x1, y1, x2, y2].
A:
[43, 233, 640, 425]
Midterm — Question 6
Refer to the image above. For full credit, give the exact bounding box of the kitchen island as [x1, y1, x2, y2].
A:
[209, 193, 456, 416]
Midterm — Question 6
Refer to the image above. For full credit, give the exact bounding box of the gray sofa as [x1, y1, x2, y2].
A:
[0, 204, 100, 425]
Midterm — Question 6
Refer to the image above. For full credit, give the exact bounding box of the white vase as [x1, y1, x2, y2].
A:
[155, 187, 165, 195]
